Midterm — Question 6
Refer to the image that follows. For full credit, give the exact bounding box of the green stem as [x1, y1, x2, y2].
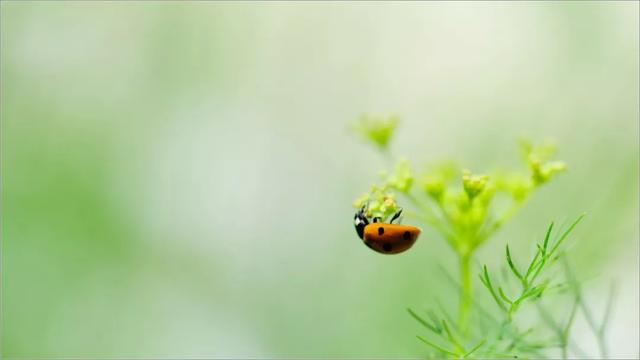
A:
[458, 252, 472, 332]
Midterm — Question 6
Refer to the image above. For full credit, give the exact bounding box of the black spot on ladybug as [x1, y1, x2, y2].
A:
[383, 243, 393, 252]
[378, 227, 385, 236]
[403, 231, 411, 240]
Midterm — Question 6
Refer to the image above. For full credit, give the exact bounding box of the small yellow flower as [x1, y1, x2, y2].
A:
[352, 184, 399, 221]
[531, 160, 567, 185]
[462, 170, 490, 201]
[422, 174, 446, 201]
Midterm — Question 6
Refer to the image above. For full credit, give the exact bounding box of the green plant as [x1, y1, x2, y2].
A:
[353, 114, 565, 330]
[351, 114, 614, 359]
[408, 215, 615, 359]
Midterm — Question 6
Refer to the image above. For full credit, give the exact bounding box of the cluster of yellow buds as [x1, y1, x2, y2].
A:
[520, 139, 567, 186]
[353, 185, 399, 221]
[530, 160, 567, 186]
[352, 121, 568, 256]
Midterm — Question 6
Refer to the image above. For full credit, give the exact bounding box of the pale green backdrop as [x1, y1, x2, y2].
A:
[2, 2, 638, 358]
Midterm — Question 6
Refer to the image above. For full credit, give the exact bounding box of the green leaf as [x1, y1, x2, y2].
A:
[520, 284, 546, 301]
[542, 222, 554, 255]
[416, 335, 458, 356]
[435, 299, 459, 333]
[464, 339, 487, 358]
[480, 265, 507, 311]
[427, 310, 443, 332]
[562, 296, 580, 339]
[549, 214, 585, 257]
[441, 320, 465, 353]
[524, 248, 541, 280]
[529, 216, 583, 285]
[506, 245, 524, 283]
[407, 308, 440, 334]
[498, 287, 514, 305]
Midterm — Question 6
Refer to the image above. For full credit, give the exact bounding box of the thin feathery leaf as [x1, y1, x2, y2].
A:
[549, 215, 585, 256]
[506, 245, 524, 283]
[543, 222, 554, 254]
[524, 248, 541, 280]
[562, 296, 580, 339]
[528, 244, 549, 284]
[481, 265, 507, 311]
[427, 310, 443, 332]
[529, 216, 583, 285]
[498, 287, 513, 305]
[435, 299, 459, 333]
[441, 320, 465, 353]
[463, 339, 487, 358]
[510, 327, 535, 347]
[546, 282, 571, 294]
[407, 308, 440, 334]
[520, 283, 546, 301]
[437, 264, 460, 289]
[416, 335, 458, 356]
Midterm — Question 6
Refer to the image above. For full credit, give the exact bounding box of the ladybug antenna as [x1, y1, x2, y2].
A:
[360, 203, 368, 214]
[390, 208, 403, 224]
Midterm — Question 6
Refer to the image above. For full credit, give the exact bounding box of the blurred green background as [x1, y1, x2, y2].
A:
[1, 2, 638, 358]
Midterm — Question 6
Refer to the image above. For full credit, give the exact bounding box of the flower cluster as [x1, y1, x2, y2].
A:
[353, 185, 399, 221]
[521, 140, 567, 186]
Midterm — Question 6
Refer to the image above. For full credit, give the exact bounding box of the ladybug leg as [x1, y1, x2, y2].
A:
[372, 217, 382, 223]
[390, 208, 403, 224]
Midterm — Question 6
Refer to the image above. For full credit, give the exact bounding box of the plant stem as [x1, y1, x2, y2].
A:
[458, 252, 472, 332]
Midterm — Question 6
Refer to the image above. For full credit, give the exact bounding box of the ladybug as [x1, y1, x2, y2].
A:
[353, 206, 421, 254]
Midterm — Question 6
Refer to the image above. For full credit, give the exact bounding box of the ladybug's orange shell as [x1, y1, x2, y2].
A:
[362, 223, 421, 254]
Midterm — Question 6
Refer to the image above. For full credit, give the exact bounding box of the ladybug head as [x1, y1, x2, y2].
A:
[353, 206, 369, 240]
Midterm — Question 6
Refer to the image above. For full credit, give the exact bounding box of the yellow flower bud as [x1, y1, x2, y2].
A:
[386, 158, 414, 193]
[422, 175, 445, 201]
[353, 113, 399, 150]
[462, 170, 489, 201]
